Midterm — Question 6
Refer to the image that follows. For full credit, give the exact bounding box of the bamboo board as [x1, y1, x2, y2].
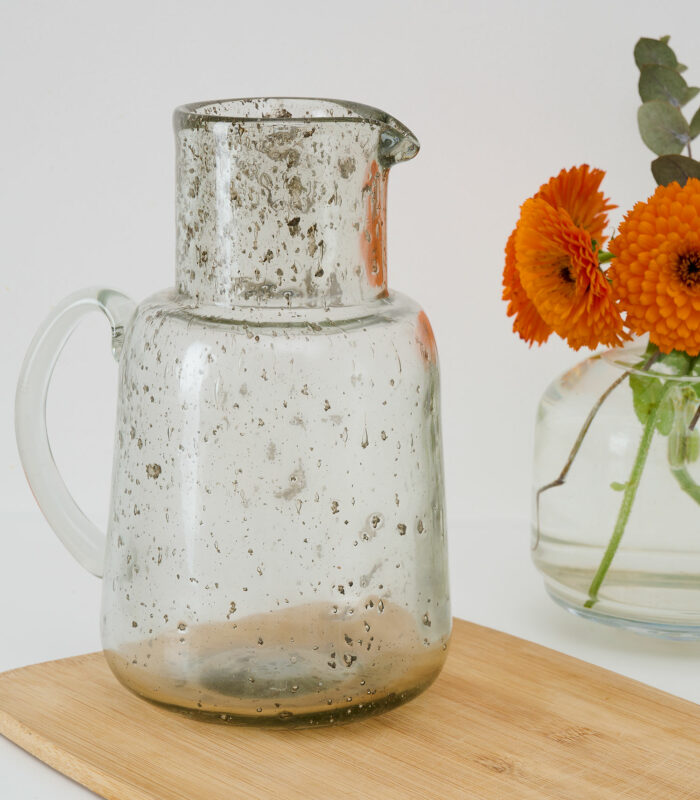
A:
[0, 618, 698, 799]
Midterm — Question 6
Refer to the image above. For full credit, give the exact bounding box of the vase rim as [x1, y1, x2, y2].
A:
[602, 339, 700, 382]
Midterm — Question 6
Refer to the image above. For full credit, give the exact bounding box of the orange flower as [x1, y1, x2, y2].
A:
[536, 165, 615, 244]
[503, 165, 620, 349]
[516, 198, 628, 350]
[610, 178, 700, 355]
[502, 228, 552, 345]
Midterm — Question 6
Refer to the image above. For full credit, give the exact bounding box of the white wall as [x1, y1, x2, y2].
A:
[1, 0, 698, 531]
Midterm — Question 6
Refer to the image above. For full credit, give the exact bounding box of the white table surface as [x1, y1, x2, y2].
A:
[2, 510, 699, 799]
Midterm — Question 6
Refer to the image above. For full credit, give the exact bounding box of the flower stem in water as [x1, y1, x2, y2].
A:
[584, 384, 670, 608]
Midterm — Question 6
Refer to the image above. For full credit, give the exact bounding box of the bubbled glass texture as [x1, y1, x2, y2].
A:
[101, 99, 450, 724]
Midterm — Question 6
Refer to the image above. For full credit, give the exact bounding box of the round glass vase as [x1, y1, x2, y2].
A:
[533, 338, 700, 639]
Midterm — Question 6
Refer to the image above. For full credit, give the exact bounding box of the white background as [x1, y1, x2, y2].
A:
[6, 0, 700, 528]
[2, 1, 700, 797]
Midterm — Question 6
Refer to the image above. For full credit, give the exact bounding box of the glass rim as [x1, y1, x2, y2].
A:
[174, 96, 416, 130]
[602, 338, 700, 382]
[172, 97, 420, 165]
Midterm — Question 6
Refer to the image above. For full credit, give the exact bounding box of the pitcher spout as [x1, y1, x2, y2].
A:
[317, 99, 420, 166]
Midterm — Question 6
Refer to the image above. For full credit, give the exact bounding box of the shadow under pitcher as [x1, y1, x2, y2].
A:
[15, 98, 451, 726]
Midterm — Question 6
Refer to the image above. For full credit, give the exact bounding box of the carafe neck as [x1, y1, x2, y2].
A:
[173, 98, 418, 309]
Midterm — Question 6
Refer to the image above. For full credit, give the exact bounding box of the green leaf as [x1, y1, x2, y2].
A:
[659, 35, 671, 45]
[684, 87, 700, 104]
[634, 37, 678, 70]
[638, 100, 690, 155]
[662, 350, 693, 373]
[638, 65, 690, 107]
[651, 155, 700, 187]
[691, 106, 700, 139]
[630, 373, 664, 425]
[610, 481, 627, 492]
[677, 63, 688, 74]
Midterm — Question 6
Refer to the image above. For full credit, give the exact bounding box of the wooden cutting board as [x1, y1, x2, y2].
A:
[1, 618, 698, 800]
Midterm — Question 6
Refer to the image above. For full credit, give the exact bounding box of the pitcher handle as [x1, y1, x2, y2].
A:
[15, 288, 136, 577]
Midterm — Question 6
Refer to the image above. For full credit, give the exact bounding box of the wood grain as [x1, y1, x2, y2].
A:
[1, 619, 699, 799]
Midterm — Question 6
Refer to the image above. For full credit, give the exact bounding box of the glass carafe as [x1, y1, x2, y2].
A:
[15, 98, 451, 725]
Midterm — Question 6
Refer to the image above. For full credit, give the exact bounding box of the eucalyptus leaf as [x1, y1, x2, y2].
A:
[638, 100, 690, 155]
[634, 37, 678, 70]
[651, 155, 700, 187]
[684, 87, 700, 104]
[629, 373, 664, 425]
[677, 63, 688, 74]
[638, 65, 689, 107]
[691, 106, 700, 139]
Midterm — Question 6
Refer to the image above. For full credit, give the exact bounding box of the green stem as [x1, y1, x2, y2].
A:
[584, 384, 671, 608]
[671, 465, 700, 503]
[598, 251, 615, 264]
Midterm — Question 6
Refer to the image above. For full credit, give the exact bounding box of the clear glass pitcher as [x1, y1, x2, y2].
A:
[15, 98, 450, 726]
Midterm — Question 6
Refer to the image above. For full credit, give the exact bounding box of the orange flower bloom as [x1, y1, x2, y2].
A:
[503, 165, 621, 349]
[610, 178, 700, 355]
[515, 198, 628, 350]
[502, 228, 552, 345]
[536, 165, 615, 244]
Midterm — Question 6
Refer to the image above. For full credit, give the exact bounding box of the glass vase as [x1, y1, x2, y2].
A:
[533, 338, 700, 638]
